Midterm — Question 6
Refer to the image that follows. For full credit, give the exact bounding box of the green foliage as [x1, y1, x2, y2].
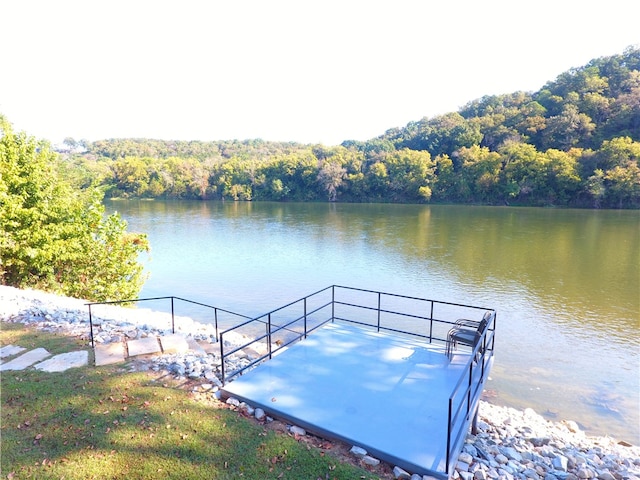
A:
[0, 117, 149, 301]
[45, 46, 640, 208]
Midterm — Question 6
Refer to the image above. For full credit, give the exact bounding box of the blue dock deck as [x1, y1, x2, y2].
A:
[222, 320, 493, 478]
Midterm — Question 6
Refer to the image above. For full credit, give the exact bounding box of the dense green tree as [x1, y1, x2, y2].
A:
[498, 142, 549, 203]
[383, 149, 435, 201]
[458, 146, 502, 203]
[317, 160, 346, 201]
[432, 155, 464, 201]
[603, 163, 640, 208]
[0, 117, 149, 301]
[596, 136, 640, 170]
[544, 149, 582, 204]
[540, 104, 596, 150]
[390, 113, 483, 161]
[110, 156, 152, 197]
[50, 47, 640, 208]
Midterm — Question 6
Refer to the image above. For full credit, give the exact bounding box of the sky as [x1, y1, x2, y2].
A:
[1, 0, 639, 147]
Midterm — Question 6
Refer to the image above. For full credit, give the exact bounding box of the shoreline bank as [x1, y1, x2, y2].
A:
[1, 285, 638, 480]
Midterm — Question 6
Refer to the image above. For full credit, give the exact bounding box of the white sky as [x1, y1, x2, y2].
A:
[1, 0, 639, 147]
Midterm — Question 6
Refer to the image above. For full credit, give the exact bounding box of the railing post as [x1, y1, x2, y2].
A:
[214, 308, 219, 341]
[219, 332, 226, 385]
[446, 397, 453, 475]
[304, 298, 307, 338]
[491, 312, 496, 351]
[429, 301, 434, 343]
[467, 362, 473, 417]
[377, 292, 381, 332]
[268, 313, 272, 359]
[331, 286, 335, 322]
[170, 297, 175, 333]
[88, 305, 95, 363]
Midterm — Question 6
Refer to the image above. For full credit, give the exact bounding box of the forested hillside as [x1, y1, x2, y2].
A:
[62, 47, 639, 208]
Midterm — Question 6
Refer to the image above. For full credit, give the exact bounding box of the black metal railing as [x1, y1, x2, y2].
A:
[88, 286, 495, 478]
[86, 296, 250, 359]
[218, 286, 335, 382]
[445, 311, 496, 476]
[330, 285, 491, 342]
[218, 285, 495, 478]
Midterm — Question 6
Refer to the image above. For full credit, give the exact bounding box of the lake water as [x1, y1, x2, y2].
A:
[105, 199, 640, 443]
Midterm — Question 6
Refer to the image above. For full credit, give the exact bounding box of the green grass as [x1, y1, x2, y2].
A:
[1, 322, 382, 479]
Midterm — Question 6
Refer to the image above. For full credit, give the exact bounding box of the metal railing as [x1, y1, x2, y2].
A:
[88, 286, 495, 478]
[219, 285, 495, 379]
[219, 286, 335, 383]
[445, 311, 496, 476]
[86, 295, 251, 354]
[218, 285, 495, 478]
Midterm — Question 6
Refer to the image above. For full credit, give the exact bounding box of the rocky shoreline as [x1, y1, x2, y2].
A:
[1, 285, 638, 480]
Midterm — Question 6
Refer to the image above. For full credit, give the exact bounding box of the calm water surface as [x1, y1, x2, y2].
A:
[105, 200, 640, 443]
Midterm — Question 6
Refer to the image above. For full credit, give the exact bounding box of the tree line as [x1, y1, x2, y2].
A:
[60, 47, 640, 208]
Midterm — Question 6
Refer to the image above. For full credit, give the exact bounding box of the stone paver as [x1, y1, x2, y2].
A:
[94, 343, 126, 366]
[198, 340, 219, 354]
[160, 334, 190, 354]
[0, 335, 212, 372]
[0, 348, 51, 371]
[35, 351, 89, 372]
[127, 336, 161, 357]
[0, 344, 26, 358]
[186, 337, 206, 354]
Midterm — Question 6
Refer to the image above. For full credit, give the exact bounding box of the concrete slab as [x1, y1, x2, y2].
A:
[0, 348, 51, 371]
[127, 337, 161, 357]
[94, 343, 126, 366]
[160, 334, 190, 354]
[35, 351, 88, 372]
[0, 345, 26, 359]
[222, 321, 491, 478]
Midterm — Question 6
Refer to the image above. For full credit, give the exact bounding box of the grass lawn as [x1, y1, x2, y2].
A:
[1, 322, 385, 479]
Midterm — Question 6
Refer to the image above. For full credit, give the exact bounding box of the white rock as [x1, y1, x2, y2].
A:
[363, 455, 380, 466]
[576, 467, 595, 479]
[459, 452, 474, 464]
[393, 466, 411, 479]
[474, 469, 487, 480]
[503, 447, 523, 462]
[350, 445, 367, 458]
[243, 405, 255, 416]
[563, 421, 581, 433]
[289, 425, 305, 436]
[596, 471, 615, 480]
[553, 455, 569, 472]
